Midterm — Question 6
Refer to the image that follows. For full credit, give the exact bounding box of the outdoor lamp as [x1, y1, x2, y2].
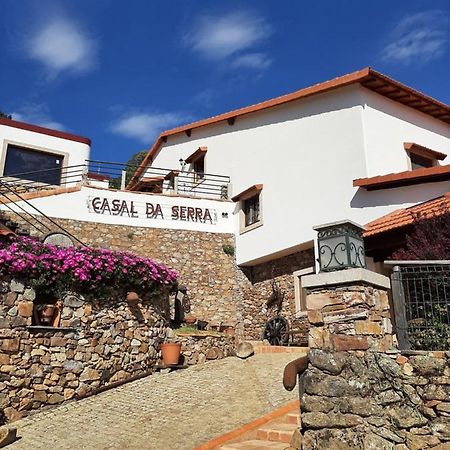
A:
[313, 220, 366, 272]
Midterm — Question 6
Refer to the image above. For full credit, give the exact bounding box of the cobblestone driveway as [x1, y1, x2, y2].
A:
[7, 353, 300, 450]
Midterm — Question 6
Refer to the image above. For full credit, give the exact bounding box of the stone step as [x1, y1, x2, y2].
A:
[286, 412, 300, 425]
[256, 423, 298, 443]
[220, 439, 288, 449]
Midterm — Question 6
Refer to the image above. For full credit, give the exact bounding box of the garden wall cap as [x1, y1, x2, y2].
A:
[301, 268, 390, 289]
[313, 219, 366, 231]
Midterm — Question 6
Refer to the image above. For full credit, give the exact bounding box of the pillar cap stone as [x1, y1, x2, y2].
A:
[302, 268, 390, 289]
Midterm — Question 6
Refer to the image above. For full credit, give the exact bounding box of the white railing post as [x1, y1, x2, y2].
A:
[120, 170, 127, 190]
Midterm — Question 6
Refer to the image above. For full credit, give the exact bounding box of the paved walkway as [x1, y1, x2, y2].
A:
[6, 353, 300, 450]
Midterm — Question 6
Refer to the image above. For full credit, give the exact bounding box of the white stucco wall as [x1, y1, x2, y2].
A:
[1, 187, 234, 234]
[360, 89, 450, 177]
[0, 124, 91, 180]
[144, 85, 450, 266]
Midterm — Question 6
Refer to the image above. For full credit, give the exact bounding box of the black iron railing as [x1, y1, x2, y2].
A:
[390, 262, 450, 350]
[0, 160, 231, 200]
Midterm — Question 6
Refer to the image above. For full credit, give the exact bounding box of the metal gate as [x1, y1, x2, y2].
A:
[391, 262, 450, 350]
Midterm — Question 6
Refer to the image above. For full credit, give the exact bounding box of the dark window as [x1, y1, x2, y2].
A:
[193, 158, 205, 182]
[4, 145, 63, 185]
[244, 194, 260, 226]
[410, 153, 434, 170]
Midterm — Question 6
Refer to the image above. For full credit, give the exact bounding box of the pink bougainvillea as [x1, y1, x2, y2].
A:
[0, 236, 178, 295]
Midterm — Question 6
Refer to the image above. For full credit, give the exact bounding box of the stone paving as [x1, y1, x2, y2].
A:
[5, 353, 300, 450]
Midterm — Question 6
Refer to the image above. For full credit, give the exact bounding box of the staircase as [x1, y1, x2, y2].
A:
[217, 408, 300, 450]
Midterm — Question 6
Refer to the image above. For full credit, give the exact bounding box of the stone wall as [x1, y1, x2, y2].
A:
[175, 332, 235, 365]
[294, 269, 449, 450]
[4, 213, 315, 341]
[305, 283, 395, 352]
[4, 214, 241, 330]
[241, 248, 315, 340]
[0, 277, 169, 421]
[300, 349, 450, 449]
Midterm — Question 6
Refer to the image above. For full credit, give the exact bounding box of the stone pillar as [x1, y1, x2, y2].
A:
[302, 268, 396, 352]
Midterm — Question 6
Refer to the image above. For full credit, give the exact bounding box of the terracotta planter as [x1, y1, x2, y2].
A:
[40, 305, 56, 325]
[160, 343, 181, 366]
[126, 292, 140, 304]
[184, 315, 197, 325]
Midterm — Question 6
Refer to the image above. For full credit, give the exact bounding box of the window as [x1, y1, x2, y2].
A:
[244, 194, 260, 226]
[410, 153, 434, 170]
[185, 147, 207, 184]
[193, 158, 205, 183]
[4, 144, 64, 185]
[232, 184, 263, 233]
[404, 143, 444, 171]
[293, 267, 315, 317]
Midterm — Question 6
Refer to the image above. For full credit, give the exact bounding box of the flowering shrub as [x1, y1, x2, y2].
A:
[0, 236, 178, 296]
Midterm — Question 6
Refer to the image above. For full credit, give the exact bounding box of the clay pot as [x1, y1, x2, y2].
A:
[40, 305, 56, 325]
[184, 315, 197, 325]
[160, 343, 181, 366]
[126, 292, 140, 304]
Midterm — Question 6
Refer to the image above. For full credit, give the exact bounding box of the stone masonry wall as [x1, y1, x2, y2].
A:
[300, 349, 450, 449]
[175, 333, 235, 365]
[5, 213, 315, 341]
[0, 277, 169, 422]
[241, 248, 315, 340]
[295, 272, 449, 449]
[306, 284, 395, 352]
[5, 214, 241, 330]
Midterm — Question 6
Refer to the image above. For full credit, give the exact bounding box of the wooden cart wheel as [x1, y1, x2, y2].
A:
[263, 316, 289, 346]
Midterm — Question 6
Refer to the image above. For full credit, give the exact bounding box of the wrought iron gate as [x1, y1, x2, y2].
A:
[391, 263, 450, 350]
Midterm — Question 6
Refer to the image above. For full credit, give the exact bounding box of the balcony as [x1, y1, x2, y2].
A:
[0, 160, 231, 201]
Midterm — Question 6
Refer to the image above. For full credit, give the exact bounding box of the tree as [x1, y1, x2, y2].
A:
[391, 206, 450, 260]
[0, 111, 12, 119]
[109, 150, 147, 189]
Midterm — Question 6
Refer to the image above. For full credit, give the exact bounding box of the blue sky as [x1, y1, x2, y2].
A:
[1, 0, 449, 163]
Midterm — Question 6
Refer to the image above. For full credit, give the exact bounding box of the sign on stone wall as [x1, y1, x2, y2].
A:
[87, 196, 218, 224]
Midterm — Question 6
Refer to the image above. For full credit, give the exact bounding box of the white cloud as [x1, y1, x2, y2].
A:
[381, 10, 448, 64]
[25, 15, 97, 76]
[230, 53, 272, 70]
[11, 104, 65, 130]
[184, 10, 272, 70]
[111, 112, 186, 143]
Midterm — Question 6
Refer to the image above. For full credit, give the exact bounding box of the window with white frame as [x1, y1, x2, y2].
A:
[232, 184, 263, 234]
[293, 266, 315, 317]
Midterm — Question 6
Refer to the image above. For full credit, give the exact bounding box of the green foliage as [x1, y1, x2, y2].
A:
[0, 111, 12, 119]
[409, 302, 450, 350]
[222, 244, 235, 256]
[109, 150, 148, 189]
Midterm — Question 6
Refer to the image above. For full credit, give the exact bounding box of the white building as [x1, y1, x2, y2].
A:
[0, 116, 91, 188]
[128, 67, 450, 266]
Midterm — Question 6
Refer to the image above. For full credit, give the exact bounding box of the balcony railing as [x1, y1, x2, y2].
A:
[0, 160, 231, 200]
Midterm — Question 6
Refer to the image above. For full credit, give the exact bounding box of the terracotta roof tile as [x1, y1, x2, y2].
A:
[354, 164, 450, 190]
[364, 193, 450, 237]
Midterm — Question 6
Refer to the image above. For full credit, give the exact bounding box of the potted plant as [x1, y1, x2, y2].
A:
[160, 339, 182, 366]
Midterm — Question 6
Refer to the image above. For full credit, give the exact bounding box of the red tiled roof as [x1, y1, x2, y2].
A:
[404, 142, 447, 161]
[353, 165, 450, 190]
[231, 184, 263, 202]
[0, 117, 91, 145]
[127, 67, 450, 190]
[364, 193, 450, 237]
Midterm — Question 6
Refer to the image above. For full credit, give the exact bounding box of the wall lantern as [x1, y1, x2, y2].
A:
[313, 220, 366, 272]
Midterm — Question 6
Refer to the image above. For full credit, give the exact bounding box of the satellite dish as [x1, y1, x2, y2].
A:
[43, 233, 74, 248]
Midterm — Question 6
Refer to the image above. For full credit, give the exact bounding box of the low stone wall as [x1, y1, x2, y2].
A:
[300, 349, 450, 449]
[241, 248, 315, 340]
[0, 277, 169, 422]
[305, 283, 395, 352]
[176, 332, 235, 365]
